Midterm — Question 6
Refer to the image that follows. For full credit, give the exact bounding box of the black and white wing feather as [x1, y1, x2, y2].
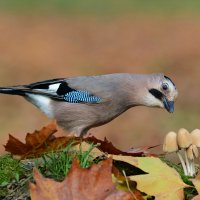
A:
[26, 79, 102, 104]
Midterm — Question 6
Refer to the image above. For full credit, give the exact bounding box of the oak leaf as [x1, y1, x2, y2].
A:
[30, 158, 139, 200]
[112, 155, 189, 200]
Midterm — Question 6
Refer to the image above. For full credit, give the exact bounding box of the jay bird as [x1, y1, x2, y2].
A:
[0, 73, 178, 136]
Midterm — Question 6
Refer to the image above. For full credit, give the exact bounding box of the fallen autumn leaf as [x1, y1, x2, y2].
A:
[112, 155, 189, 200]
[30, 158, 140, 200]
[4, 123, 155, 159]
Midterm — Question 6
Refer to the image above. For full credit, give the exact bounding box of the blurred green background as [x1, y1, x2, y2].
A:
[0, 0, 200, 153]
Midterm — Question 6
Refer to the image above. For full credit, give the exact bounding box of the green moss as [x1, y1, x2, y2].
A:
[0, 142, 99, 198]
[0, 155, 23, 185]
[0, 154, 26, 197]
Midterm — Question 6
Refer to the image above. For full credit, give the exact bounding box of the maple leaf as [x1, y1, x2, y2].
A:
[30, 158, 140, 200]
[4, 122, 71, 159]
[112, 155, 189, 200]
[4, 123, 156, 159]
[5, 122, 57, 153]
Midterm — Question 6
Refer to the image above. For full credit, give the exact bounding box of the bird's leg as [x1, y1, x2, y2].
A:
[79, 129, 90, 138]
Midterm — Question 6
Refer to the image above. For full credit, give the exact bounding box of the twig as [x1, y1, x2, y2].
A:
[122, 170, 138, 200]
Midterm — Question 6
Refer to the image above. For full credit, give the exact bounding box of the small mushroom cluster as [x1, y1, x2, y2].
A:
[163, 128, 200, 176]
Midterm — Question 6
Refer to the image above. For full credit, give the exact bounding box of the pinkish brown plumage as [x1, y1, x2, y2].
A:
[0, 73, 178, 136]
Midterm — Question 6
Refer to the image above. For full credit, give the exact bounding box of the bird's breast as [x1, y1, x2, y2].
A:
[52, 100, 128, 131]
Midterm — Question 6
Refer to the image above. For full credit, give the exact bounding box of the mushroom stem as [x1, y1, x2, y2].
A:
[190, 160, 196, 176]
[188, 160, 193, 176]
[184, 150, 191, 176]
[177, 151, 188, 175]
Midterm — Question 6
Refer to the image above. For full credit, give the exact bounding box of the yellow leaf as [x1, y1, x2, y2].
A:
[112, 155, 189, 200]
[191, 171, 200, 199]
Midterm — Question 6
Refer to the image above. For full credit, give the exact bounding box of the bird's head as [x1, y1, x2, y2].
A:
[143, 74, 178, 113]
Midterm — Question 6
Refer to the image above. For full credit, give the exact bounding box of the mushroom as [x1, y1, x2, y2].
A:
[187, 145, 195, 161]
[163, 131, 187, 175]
[177, 128, 192, 148]
[186, 144, 199, 176]
[191, 129, 200, 147]
[177, 128, 192, 176]
[163, 131, 178, 153]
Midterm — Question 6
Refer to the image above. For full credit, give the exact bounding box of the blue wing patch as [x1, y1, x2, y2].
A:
[64, 90, 101, 103]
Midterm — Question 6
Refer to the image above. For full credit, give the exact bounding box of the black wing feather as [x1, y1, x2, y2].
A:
[27, 78, 65, 89]
[0, 78, 103, 104]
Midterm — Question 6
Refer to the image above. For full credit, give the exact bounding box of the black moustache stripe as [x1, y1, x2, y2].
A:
[149, 89, 163, 100]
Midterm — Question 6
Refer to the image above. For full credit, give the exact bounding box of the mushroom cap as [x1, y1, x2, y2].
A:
[187, 145, 194, 160]
[186, 144, 199, 160]
[163, 131, 178, 153]
[191, 129, 200, 147]
[192, 144, 199, 158]
[177, 128, 192, 148]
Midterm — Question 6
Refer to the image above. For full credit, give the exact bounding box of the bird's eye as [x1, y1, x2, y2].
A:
[162, 83, 169, 91]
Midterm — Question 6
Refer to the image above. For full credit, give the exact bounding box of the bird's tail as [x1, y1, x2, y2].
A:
[0, 86, 63, 100]
[0, 87, 25, 96]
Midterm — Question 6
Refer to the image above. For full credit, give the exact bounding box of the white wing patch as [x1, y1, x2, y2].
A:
[48, 83, 61, 92]
[26, 94, 54, 118]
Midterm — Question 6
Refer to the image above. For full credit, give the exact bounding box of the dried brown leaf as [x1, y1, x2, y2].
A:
[30, 158, 140, 200]
[84, 136, 154, 156]
[4, 123, 156, 159]
[4, 134, 31, 155]
[4, 122, 71, 158]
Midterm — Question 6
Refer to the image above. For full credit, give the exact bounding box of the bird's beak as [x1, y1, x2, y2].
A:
[163, 97, 174, 113]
